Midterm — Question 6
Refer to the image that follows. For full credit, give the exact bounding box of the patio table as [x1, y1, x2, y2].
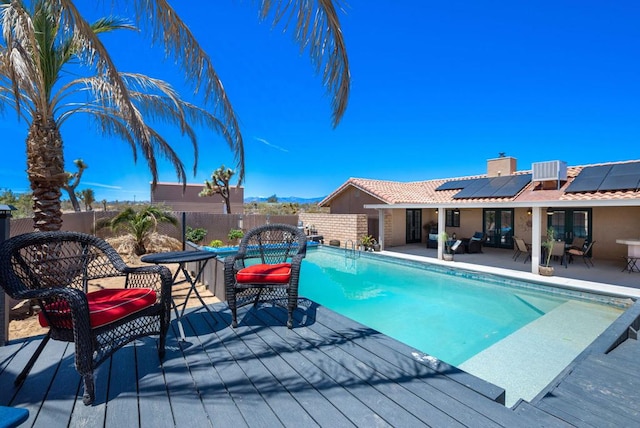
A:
[141, 250, 217, 340]
[616, 239, 640, 273]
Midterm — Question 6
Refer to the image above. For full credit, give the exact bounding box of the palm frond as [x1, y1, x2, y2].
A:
[128, 0, 245, 183]
[258, 0, 350, 127]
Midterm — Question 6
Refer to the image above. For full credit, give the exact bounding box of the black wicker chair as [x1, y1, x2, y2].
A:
[224, 223, 307, 329]
[0, 231, 172, 405]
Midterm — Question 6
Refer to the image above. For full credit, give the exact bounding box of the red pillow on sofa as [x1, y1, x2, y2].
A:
[236, 263, 292, 284]
[39, 288, 157, 329]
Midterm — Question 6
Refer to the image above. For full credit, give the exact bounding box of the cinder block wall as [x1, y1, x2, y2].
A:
[299, 213, 368, 247]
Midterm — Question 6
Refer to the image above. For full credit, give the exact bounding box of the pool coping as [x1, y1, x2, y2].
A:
[375, 248, 640, 301]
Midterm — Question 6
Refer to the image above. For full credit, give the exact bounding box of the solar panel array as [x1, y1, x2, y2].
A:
[434, 178, 478, 191]
[566, 162, 640, 193]
[435, 174, 532, 199]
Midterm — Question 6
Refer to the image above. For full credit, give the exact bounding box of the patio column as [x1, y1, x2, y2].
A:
[530, 207, 542, 274]
[437, 208, 445, 259]
[377, 209, 385, 250]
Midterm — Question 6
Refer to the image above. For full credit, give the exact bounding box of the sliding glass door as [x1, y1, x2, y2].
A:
[406, 209, 422, 243]
[547, 208, 592, 244]
[483, 209, 514, 249]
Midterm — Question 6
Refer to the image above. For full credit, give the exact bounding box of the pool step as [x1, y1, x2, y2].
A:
[511, 400, 574, 427]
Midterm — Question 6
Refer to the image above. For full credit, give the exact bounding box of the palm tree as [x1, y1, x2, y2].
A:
[1, 1, 350, 231]
[102, 205, 178, 255]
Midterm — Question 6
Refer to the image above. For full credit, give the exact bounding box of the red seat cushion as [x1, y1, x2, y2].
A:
[39, 288, 157, 329]
[236, 263, 292, 284]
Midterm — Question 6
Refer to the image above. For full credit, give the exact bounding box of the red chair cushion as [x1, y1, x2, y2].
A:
[236, 263, 292, 284]
[39, 288, 157, 329]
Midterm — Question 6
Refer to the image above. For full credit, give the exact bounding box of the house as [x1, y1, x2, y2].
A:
[319, 156, 640, 273]
[150, 182, 244, 214]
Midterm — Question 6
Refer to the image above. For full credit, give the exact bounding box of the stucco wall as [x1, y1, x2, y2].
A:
[151, 182, 244, 214]
[328, 187, 383, 216]
[592, 206, 640, 259]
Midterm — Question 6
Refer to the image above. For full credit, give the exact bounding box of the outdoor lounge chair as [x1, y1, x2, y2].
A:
[569, 237, 586, 251]
[567, 241, 595, 268]
[224, 223, 307, 329]
[550, 240, 568, 268]
[467, 232, 484, 253]
[514, 238, 532, 263]
[0, 231, 172, 405]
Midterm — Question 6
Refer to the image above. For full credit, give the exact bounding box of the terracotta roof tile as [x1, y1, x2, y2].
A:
[321, 160, 640, 206]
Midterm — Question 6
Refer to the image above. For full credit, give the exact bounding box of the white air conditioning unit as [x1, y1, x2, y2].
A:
[532, 160, 567, 182]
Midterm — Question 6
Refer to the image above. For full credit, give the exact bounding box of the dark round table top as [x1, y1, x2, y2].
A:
[140, 250, 217, 265]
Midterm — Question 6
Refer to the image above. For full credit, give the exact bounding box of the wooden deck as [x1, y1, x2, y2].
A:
[2, 301, 535, 427]
[3, 298, 640, 427]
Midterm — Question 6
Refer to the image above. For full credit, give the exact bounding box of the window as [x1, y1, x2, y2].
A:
[446, 209, 460, 227]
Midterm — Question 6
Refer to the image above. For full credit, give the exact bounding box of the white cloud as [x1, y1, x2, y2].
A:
[84, 182, 122, 189]
[254, 137, 289, 153]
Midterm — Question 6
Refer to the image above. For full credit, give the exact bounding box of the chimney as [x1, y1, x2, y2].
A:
[487, 154, 517, 177]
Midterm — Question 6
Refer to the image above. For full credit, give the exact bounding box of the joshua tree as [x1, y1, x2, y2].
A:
[1, 1, 349, 232]
[78, 188, 95, 211]
[62, 159, 87, 212]
[100, 205, 178, 255]
[200, 165, 235, 214]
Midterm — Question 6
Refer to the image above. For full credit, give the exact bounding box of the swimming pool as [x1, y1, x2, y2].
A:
[298, 246, 630, 406]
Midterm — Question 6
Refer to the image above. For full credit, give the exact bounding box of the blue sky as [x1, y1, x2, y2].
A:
[2, 1, 640, 201]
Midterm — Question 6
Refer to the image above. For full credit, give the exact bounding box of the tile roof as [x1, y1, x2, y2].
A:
[320, 160, 640, 207]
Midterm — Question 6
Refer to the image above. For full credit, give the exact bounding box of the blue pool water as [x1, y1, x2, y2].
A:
[299, 247, 627, 366]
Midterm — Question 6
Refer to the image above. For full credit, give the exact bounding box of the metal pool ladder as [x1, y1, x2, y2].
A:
[345, 239, 358, 259]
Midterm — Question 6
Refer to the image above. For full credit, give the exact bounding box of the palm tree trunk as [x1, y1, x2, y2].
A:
[26, 114, 67, 232]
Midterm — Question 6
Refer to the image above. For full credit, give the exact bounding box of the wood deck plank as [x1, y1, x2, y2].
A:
[220, 310, 391, 427]
[31, 344, 80, 428]
[176, 312, 251, 427]
[65, 359, 109, 427]
[206, 308, 359, 428]
[567, 356, 640, 406]
[244, 306, 467, 427]
[9, 338, 70, 427]
[511, 400, 575, 427]
[285, 303, 526, 427]
[196, 312, 321, 427]
[537, 387, 622, 428]
[173, 313, 286, 428]
[159, 323, 215, 427]
[0, 339, 36, 406]
[134, 338, 176, 428]
[105, 344, 141, 427]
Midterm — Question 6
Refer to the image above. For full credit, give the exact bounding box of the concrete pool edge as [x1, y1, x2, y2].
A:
[376, 249, 640, 301]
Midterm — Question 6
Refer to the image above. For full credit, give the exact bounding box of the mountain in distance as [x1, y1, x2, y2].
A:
[244, 196, 326, 204]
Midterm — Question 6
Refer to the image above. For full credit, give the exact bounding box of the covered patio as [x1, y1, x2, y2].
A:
[383, 243, 640, 292]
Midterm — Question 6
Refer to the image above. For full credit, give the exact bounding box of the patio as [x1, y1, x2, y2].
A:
[383, 244, 640, 294]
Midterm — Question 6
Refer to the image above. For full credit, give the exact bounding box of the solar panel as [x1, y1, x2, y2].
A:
[598, 175, 640, 191]
[565, 177, 607, 193]
[491, 174, 532, 197]
[435, 178, 477, 191]
[452, 178, 490, 198]
[453, 175, 531, 199]
[566, 162, 640, 193]
[598, 162, 640, 191]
